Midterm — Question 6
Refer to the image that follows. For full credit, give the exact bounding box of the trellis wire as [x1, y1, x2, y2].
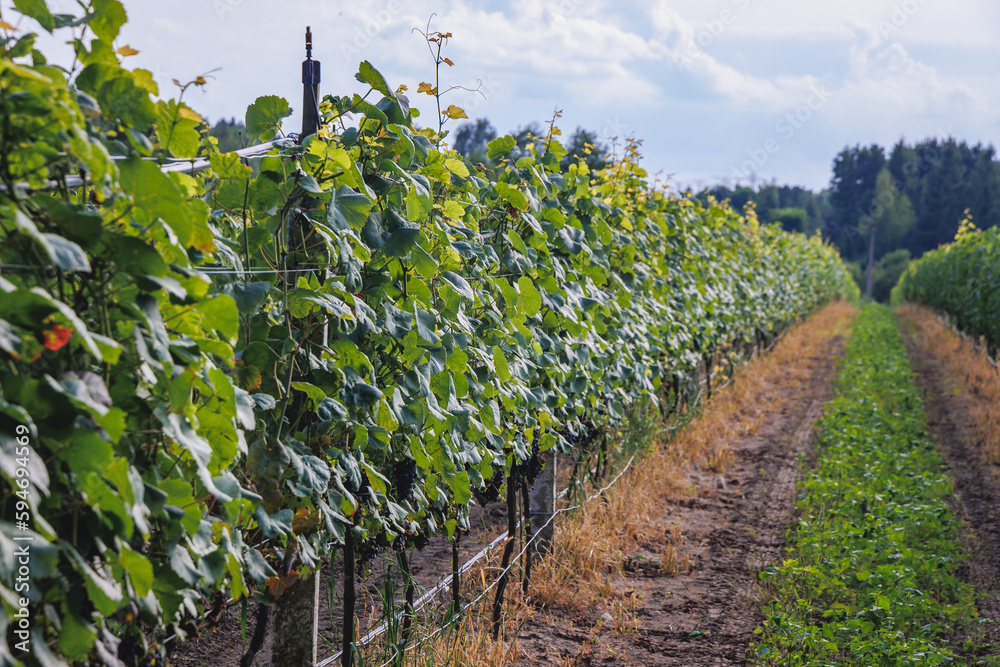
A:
[317, 455, 637, 667]
[935, 312, 1000, 370]
[0, 137, 295, 191]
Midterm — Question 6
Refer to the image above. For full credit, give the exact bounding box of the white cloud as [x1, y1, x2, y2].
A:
[831, 23, 987, 126]
[13, 0, 1000, 190]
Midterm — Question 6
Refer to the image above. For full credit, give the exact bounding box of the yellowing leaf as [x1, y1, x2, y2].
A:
[442, 200, 465, 221]
[417, 82, 437, 95]
[0, 21, 15, 30]
[444, 158, 470, 179]
[178, 107, 203, 123]
[292, 508, 321, 534]
[133, 69, 159, 96]
[116, 44, 139, 56]
[442, 57, 454, 67]
[442, 105, 467, 120]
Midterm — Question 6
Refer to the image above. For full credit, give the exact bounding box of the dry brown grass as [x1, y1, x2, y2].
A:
[371, 300, 857, 665]
[897, 304, 1000, 469]
[350, 550, 533, 666]
[526, 300, 855, 614]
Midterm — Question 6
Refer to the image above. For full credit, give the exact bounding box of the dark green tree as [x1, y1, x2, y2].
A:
[452, 117, 497, 166]
[829, 144, 886, 260]
[770, 207, 809, 233]
[559, 127, 609, 172]
[208, 117, 247, 152]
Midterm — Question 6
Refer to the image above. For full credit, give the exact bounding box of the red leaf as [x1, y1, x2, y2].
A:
[265, 571, 299, 598]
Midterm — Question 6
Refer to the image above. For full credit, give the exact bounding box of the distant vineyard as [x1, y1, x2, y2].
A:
[0, 2, 857, 664]
[893, 215, 1000, 357]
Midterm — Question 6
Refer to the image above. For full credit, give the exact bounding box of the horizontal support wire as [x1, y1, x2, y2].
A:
[317, 455, 637, 667]
[0, 263, 326, 276]
[934, 312, 1000, 369]
[0, 138, 294, 191]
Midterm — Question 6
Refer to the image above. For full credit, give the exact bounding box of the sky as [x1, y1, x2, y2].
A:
[17, 0, 1000, 192]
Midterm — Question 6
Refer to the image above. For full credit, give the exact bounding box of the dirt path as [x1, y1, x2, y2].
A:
[513, 314, 850, 666]
[898, 311, 1000, 660]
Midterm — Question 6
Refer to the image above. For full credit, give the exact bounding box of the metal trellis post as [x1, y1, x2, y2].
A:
[270, 27, 323, 667]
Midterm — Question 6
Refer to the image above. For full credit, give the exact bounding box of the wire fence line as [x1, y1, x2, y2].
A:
[1, 137, 293, 191]
[934, 313, 1000, 370]
[316, 455, 638, 667]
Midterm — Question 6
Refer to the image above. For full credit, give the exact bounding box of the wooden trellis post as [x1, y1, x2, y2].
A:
[530, 452, 557, 556]
[271, 573, 322, 666]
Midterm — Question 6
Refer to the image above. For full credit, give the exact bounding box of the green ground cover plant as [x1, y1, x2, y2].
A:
[752, 305, 986, 666]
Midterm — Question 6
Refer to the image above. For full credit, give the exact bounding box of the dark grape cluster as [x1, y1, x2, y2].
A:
[410, 530, 430, 551]
[353, 469, 372, 506]
[355, 533, 384, 578]
[391, 458, 416, 502]
[118, 634, 144, 666]
[474, 468, 503, 507]
[560, 418, 599, 451]
[392, 528, 431, 552]
[518, 442, 542, 486]
[118, 635, 166, 667]
[528, 442, 542, 484]
[140, 644, 166, 667]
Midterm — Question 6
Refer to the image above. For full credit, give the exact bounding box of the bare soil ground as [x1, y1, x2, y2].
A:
[898, 308, 1000, 661]
[509, 310, 851, 666]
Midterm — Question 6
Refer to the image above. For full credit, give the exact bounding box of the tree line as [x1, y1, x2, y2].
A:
[702, 138, 1000, 301]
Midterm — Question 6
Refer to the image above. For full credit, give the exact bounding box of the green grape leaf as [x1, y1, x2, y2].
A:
[517, 276, 542, 317]
[245, 95, 292, 143]
[90, 0, 127, 42]
[13, 0, 55, 32]
[98, 76, 156, 131]
[487, 136, 517, 160]
[441, 271, 474, 302]
[57, 613, 96, 659]
[414, 305, 440, 344]
[356, 60, 393, 98]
